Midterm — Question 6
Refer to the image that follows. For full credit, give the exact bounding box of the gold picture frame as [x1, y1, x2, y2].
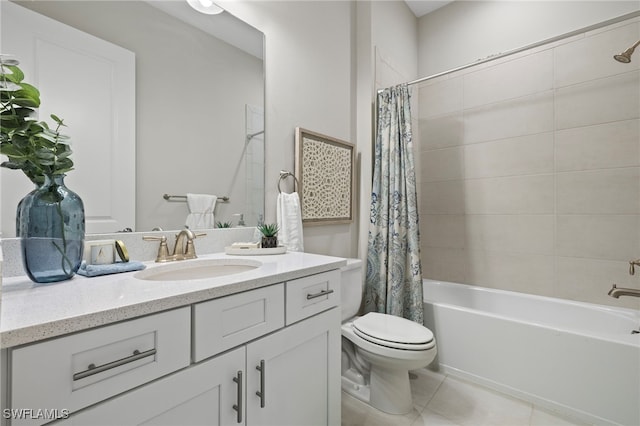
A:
[294, 127, 355, 225]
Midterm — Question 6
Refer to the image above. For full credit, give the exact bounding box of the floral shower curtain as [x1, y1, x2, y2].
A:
[364, 84, 424, 324]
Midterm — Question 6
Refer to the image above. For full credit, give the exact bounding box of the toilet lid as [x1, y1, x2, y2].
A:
[353, 312, 435, 351]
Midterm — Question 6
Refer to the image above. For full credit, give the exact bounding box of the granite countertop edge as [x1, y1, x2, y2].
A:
[1, 252, 347, 349]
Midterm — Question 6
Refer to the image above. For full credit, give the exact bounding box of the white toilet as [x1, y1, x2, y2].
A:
[340, 259, 437, 415]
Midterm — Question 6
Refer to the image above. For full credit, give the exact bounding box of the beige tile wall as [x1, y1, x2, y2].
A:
[417, 17, 640, 309]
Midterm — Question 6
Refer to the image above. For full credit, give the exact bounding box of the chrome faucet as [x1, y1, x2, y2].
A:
[629, 259, 640, 275]
[608, 284, 640, 299]
[143, 230, 205, 262]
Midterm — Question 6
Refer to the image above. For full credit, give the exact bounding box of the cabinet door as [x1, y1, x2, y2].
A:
[246, 308, 341, 426]
[57, 347, 246, 426]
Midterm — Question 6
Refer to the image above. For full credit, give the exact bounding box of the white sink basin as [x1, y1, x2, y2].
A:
[135, 258, 262, 281]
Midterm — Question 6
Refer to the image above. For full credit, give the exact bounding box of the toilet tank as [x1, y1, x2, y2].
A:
[340, 258, 364, 321]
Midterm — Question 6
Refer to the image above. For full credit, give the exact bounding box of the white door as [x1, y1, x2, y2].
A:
[0, 2, 135, 235]
[246, 308, 341, 426]
[58, 347, 246, 426]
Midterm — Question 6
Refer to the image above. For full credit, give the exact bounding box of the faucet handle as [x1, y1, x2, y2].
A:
[143, 235, 171, 262]
[143, 235, 167, 243]
[185, 240, 197, 259]
[629, 259, 640, 275]
[184, 233, 206, 259]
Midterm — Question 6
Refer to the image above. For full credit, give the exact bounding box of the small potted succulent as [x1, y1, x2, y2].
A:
[215, 221, 232, 228]
[257, 223, 279, 248]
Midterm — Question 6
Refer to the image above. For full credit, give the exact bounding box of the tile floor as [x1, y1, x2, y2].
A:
[341, 368, 589, 426]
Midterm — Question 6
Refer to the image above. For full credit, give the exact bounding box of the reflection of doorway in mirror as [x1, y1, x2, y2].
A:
[245, 105, 265, 227]
[0, 166, 3, 238]
[0, 2, 135, 236]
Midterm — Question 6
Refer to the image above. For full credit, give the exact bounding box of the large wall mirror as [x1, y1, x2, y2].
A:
[1, 0, 265, 237]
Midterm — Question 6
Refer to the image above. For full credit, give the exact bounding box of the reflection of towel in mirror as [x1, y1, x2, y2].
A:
[185, 193, 217, 229]
[277, 192, 304, 252]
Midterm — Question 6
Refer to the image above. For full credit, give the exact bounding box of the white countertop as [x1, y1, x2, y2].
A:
[1, 251, 346, 348]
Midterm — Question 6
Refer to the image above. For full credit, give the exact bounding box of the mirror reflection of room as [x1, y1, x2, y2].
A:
[0, 0, 265, 235]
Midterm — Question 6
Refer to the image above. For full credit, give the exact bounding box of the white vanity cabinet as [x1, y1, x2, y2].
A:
[190, 269, 341, 426]
[246, 307, 340, 426]
[56, 346, 247, 426]
[60, 308, 340, 426]
[4, 268, 341, 426]
[8, 308, 191, 426]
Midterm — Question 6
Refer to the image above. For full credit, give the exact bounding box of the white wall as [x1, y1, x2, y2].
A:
[418, 0, 640, 76]
[356, 0, 418, 259]
[372, 1, 418, 88]
[0, 2, 3, 240]
[226, 0, 418, 260]
[223, 1, 357, 258]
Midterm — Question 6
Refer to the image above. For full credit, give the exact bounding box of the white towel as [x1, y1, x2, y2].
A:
[277, 192, 304, 252]
[185, 193, 217, 229]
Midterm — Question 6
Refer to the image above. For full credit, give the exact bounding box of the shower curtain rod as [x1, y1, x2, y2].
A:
[386, 10, 640, 91]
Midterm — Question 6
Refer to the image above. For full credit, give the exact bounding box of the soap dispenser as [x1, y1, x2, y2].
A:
[233, 213, 245, 227]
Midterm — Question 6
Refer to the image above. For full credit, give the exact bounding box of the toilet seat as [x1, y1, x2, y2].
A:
[353, 312, 435, 351]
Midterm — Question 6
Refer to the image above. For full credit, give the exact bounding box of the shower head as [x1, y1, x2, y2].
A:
[614, 40, 640, 63]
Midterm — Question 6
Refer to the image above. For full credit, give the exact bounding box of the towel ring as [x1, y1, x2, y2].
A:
[278, 171, 299, 194]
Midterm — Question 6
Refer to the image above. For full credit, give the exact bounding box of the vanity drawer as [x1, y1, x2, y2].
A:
[286, 270, 340, 325]
[193, 283, 285, 362]
[10, 307, 190, 426]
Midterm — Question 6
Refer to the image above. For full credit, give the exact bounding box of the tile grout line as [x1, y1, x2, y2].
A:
[417, 373, 466, 426]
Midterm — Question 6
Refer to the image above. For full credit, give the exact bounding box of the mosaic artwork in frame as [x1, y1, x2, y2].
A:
[294, 127, 355, 225]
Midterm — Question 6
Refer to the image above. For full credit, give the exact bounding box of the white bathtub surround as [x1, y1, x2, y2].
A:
[417, 16, 640, 310]
[423, 279, 640, 426]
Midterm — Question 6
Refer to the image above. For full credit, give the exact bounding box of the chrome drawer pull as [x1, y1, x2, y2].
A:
[232, 370, 243, 423]
[256, 360, 265, 408]
[73, 348, 157, 381]
[306, 289, 334, 300]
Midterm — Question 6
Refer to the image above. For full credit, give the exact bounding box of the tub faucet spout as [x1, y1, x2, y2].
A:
[608, 284, 640, 299]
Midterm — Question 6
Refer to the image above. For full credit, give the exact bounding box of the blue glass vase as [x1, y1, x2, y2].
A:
[18, 174, 85, 283]
[15, 184, 38, 237]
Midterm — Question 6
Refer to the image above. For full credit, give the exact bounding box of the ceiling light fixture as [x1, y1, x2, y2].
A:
[186, 0, 224, 15]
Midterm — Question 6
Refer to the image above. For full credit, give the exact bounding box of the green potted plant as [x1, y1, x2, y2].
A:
[215, 220, 232, 228]
[0, 56, 85, 283]
[0, 59, 74, 184]
[257, 223, 279, 248]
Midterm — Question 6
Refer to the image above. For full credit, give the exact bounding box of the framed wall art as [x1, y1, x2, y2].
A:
[295, 127, 355, 225]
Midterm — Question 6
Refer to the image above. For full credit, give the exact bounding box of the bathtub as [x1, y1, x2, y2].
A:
[423, 279, 640, 426]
